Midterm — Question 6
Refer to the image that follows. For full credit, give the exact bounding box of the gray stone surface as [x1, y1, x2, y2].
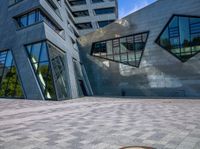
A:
[0, 97, 200, 149]
[79, 0, 200, 98]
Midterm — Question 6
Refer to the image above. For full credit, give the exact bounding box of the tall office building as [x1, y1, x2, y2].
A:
[65, 0, 118, 35]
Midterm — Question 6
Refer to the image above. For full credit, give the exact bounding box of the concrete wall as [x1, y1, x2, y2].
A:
[79, 0, 200, 98]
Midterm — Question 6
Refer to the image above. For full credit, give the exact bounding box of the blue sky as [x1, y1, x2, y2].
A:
[118, 0, 157, 18]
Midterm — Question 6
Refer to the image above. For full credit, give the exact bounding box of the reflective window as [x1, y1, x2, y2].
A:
[72, 10, 89, 17]
[68, 0, 86, 6]
[92, 0, 104, 3]
[156, 15, 200, 62]
[73, 59, 88, 97]
[0, 50, 24, 98]
[98, 20, 115, 28]
[94, 7, 115, 15]
[15, 9, 65, 39]
[26, 41, 69, 100]
[91, 32, 149, 67]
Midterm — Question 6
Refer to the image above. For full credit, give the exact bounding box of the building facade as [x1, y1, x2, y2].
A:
[79, 0, 200, 98]
[66, 0, 118, 36]
[0, 0, 102, 100]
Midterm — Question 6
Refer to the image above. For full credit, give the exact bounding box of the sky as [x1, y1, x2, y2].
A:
[118, 0, 157, 18]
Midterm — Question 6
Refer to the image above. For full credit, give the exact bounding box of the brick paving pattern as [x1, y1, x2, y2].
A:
[0, 97, 200, 149]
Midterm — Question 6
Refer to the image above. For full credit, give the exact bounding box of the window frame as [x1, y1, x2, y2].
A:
[24, 40, 70, 100]
[91, 31, 149, 68]
[0, 49, 25, 99]
[155, 14, 200, 62]
[14, 9, 65, 40]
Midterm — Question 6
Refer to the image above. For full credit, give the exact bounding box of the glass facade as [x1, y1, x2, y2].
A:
[0, 50, 24, 98]
[98, 20, 115, 28]
[15, 9, 65, 39]
[68, 0, 86, 6]
[75, 22, 92, 30]
[26, 41, 69, 100]
[92, 0, 104, 3]
[156, 15, 200, 62]
[73, 59, 88, 97]
[72, 10, 89, 17]
[91, 32, 149, 67]
[94, 7, 115, 15]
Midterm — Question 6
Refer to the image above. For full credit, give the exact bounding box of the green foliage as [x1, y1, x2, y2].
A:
[0, 67, 23, 98]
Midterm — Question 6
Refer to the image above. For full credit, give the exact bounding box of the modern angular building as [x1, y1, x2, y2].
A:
[0, 0, 108, 100]
[0, 0, 200, 101]
[79, 0, 200, 98]
[66, 0, 118, 35]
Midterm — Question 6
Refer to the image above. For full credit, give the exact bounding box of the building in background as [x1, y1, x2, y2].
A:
[79, 0, 200, 98]
[65, 0, 118, 35]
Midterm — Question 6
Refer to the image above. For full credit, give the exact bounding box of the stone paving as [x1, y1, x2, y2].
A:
[0, 97, 200, 149]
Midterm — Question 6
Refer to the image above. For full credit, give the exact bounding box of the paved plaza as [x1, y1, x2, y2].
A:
[0, 97, 200, 149]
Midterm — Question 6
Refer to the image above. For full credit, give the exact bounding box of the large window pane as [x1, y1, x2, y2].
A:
[28, 11, 36, 25]
[0, 50, 24, 98]
[156, 15, 200, 62]
[26, 41, 69, 100]
[91, 32, 148, 67]
[15, 9, 64, 39]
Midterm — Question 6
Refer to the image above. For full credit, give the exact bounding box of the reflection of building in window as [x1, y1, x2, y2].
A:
[26, 41, 69, 100]
[0, 50, 24, 98]
[91, 32, 149, 67]
[156, 15, 200, 62]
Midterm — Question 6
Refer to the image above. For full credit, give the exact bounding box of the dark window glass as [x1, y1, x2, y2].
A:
[72, 10, 89, 17]
[25, 41, 69, 100]
[19, 15, 27, 27]
[48, 44, 69, 99]
[94, 7, 115, 15]
[98, 20, 114, 28]
[156, 15, 200, 62]
[73, 59, 88, 97]
[68, 0, 86, 6]
[28, 11, 36, 25]
[9, 0, 23, 6]
[92, 0, 104, 3]
[0, 50, 24, 98]
[15, 9, 65, 39]
[75, 22, 92, 30]
[91, 32, 149, 67]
